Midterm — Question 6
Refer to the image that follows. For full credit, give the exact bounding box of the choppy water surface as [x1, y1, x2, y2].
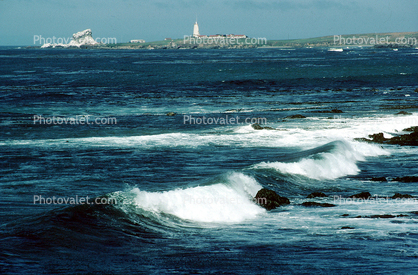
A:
[1, 47, 418, 274]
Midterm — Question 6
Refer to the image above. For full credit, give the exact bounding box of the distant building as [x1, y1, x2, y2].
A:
[193, 21, 200, 37]
[191, 20, 247, 40]
[227, 34, 247, 39]
[165, 38, 172, 41]
[130, 39, 145, 43]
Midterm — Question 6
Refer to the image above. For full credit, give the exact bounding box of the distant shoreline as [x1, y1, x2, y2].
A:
[14, 31, 418, 50]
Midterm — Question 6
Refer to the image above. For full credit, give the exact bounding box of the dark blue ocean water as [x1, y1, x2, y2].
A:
[1, 47, 418, 274]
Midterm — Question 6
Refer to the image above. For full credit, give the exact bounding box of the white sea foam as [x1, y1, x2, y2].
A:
[1, 113, 416, 151]
[118, 172, 265, 223]
[251, 140, 389, 180]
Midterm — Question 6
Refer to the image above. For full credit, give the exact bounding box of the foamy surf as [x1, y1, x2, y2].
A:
[251, 140, 390, 180]
[114, 172, 265, 223]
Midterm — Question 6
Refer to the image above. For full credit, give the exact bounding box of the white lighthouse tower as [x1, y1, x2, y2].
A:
[193, 19, 200, 37]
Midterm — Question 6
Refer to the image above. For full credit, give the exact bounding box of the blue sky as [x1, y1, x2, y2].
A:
[1, 0, 417, 45]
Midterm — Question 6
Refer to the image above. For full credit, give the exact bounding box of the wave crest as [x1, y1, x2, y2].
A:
[251, 140, 389, 180]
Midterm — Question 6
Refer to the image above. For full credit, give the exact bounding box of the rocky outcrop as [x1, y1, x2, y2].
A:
[355, 127, 418, 146]
[254, 189, 290, 210]
[404, 126, 418, 132]
[41, 29, 99, 48]
[166, 112, 176, 116]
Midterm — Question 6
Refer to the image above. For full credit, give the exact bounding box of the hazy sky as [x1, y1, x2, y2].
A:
[1, 0, 417, 45]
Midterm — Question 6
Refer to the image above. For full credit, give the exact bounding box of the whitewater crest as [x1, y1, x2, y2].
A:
[41, 29, 99, 48]
[251, 140, 389, 180]
[112, 172, 265, 223]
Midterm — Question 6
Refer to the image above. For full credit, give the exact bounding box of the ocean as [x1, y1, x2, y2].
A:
[0, 47, 418, 274]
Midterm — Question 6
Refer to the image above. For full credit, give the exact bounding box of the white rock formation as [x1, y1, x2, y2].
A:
[41, 29, 99, 48]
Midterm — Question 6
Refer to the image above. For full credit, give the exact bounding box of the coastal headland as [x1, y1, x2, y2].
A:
[29, 31, 418, 50]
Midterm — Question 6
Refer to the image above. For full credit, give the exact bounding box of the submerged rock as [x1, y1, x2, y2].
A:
[341, 226, 355, 229]
[393, 176, 418, 183]
[313, 109, 343, 114]
[285, 114, 306, 119]
[371, 177, 387, 182]
[166, 112, 177, 116]
[392, 193, 414, 199]
[396, 111, 412, 115]
[301, 202, 336, 207]
[251, 123, 275, 130]
[349, 192, 371, 199]
[254, 189, 290, 210]
[307, 192, 328, 198]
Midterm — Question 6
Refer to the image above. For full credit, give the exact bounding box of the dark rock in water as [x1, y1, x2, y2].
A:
[251, 123, 264, 130]
[341, 214, 350, 217]
[388, 131, 418, 146]
[307, 192, 327, 198]
[354, 133, 388, 143]
[403, 126, 418, 132]
[285, 114, 306, 119]
[415, 88, 418, 93]
[301, 202, 336, 207]
[251, 123, 275, 130]
[393, 176, 418, 183]
[254, 189, 290, 210]
[313, 109, 343, 114]
[369, 133, 387, 143]
[396, 111, 412, 115]
[392, 193, 414, 199]
[350, 192, 371, 199]
[371, 177, 387, 182]
[166, 112, 176, 116]
[355, 130, 418, 146]
[341, 226, 355, 229]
